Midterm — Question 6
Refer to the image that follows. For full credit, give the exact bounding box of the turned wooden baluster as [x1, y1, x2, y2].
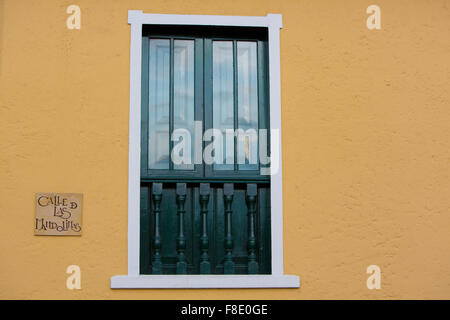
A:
[151, 183, 163, 274]
[176, 183, 187, 274]
[246, 184, 259, 274]
[223, 183, 235, 274]
[199, 183, 211, 274]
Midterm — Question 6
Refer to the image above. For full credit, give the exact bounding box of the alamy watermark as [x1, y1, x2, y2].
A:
[66, 265, 81, 290]
[366, 5, 381, 30]
[66, 5, 81, 30]
[366, 265, 381, 290]
[168, 121, 278, 175]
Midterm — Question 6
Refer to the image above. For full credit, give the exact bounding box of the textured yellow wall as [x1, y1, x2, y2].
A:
[1, 0, 450, 299]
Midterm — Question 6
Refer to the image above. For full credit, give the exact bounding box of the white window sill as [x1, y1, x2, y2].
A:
[110, 275, 300, 289]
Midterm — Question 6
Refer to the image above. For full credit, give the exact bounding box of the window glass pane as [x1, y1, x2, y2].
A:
[213, 41, 234, 170]
[173, 40, 195, 170]
[237, 41, 258, 170]
[148, 39, 170, 169]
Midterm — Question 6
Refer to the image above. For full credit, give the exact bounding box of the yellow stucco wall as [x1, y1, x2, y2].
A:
[1, 0, 450, 299]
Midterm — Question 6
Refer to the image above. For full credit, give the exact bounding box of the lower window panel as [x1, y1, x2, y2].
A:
[140, 182, 271, 275]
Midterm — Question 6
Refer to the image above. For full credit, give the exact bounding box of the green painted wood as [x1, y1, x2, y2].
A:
[144, 36, 203, 179]
[223, 183, 235, 274]
[142, 33, 269, 180]
[199, 183, 211, 274]
[258, 187, 272, 274]
[141, 177, 269, 183]
[176, 183, 187, 274]
[233, 41, 238, 172]
[143, 183, 271, 274]
[151, 183, 163, 274]
[141, 37, 149, 176]
[257, 40, 270, 173]
[150, 183, 193, 274]
[246, 184, 259, 274]
[140, 186, 150, 274]
[169, 39, 174, 171]
[194, 38, 204, 175]
[213, 186, 225, 273]
[140, 27, 271, 275]
[203, 38, 268, 180]
[203, 38, 213, 178]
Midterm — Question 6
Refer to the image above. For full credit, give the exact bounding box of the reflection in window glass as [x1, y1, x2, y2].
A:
[148, 39, 170, 169]
[237, 41, 258, 170]
[173, 40, 195, 170]
[213, 41, 234, 170]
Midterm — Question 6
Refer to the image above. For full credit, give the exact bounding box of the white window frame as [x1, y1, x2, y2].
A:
[110, 10, 300, 289]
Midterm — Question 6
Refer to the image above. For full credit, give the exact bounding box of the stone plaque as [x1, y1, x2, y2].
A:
[35, 193, 83, 236]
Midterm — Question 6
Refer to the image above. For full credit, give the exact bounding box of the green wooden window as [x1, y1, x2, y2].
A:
[140, 26, 271, 275]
